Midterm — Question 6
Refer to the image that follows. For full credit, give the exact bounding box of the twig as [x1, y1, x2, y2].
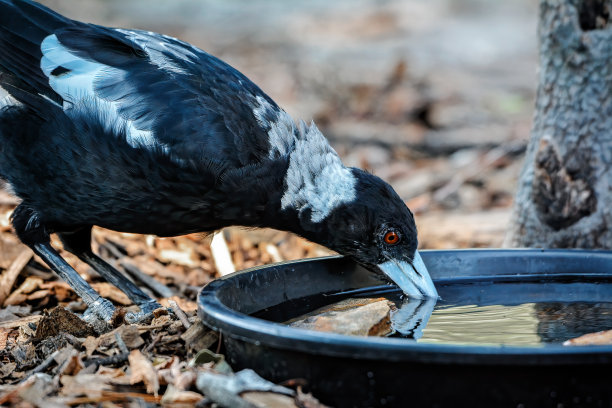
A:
[145, 333, 162, 353]
[169, 300, 191, 329]
[120, 260, 174, 298]
[24, 350, 59, 378]
[215, 332, 223, 355]
[115, 332, 129, 355]
[84, 352, 129, 368]
[0, 248, 33, 305]
[63, 333, 83, 348]
[0, 315, 42, 329]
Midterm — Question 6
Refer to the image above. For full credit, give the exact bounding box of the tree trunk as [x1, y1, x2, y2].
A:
[505, 0, 612, 248]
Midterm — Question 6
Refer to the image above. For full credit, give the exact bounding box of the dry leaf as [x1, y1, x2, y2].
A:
[3, 276, 43, 305]
[60, 373, 112, 397]
[242, 392, 299, 408]
[161, 384, 203, 405]
[92, 283, 132, 305]
[128, 349, 159, 395]
[0, 248, 32, 305]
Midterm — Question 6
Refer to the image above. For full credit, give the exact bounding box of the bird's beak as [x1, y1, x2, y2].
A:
[376, 251, 438, 299]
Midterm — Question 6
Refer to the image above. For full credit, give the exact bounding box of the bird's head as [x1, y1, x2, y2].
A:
[314, 169, 438, 299]
[275, 121, 437, 298]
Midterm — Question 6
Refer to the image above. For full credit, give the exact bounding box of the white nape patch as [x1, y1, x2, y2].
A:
[252, 96, 297, 159]
[40, 34, 156, 149]
[281, 121, 356, 223]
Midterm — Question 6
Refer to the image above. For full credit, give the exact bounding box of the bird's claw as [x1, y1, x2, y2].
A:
[82, 297, 116, 323]
[125, 300, 163, 324]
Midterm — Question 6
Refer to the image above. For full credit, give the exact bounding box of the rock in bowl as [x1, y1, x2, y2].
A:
[197, 249, 612, 408]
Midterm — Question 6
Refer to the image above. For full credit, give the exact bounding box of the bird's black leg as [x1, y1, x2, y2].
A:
[59, 228, 162, 323]
[11, 205, 115, 322]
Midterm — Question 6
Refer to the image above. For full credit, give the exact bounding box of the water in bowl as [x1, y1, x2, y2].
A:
[254, 278, 612, 346]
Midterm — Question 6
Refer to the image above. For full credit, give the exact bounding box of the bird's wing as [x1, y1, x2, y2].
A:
[40, 24, 295, 167]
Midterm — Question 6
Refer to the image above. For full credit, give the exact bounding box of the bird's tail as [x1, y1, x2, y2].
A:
[0, 0, 73, 107]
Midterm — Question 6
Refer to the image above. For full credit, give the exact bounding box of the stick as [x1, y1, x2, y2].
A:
[0, 248, 33, 305]
[168, 300, 191, 329]
[120, 260, 174, 298]
[115, 332, 129, 355]
[84, 352, 129, 368]
[0, 315, 42, 329]
[24, 350, 59, 378]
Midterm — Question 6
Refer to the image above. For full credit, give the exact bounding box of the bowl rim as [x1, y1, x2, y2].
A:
[198, 248, 612, 365]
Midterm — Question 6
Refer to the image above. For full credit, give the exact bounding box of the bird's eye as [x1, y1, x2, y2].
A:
[383, 230, 400, 245]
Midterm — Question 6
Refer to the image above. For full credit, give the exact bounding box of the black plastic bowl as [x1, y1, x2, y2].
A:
[198, 249, 612, 408]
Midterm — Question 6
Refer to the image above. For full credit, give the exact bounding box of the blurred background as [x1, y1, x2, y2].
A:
[0, 0, 539, 302]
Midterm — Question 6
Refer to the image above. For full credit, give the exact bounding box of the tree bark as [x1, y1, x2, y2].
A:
[506, 0, 612, 248]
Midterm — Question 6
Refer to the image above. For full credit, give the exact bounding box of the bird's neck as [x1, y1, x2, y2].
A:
[213, 118, 359, 241]
[237, 122, 359, 241]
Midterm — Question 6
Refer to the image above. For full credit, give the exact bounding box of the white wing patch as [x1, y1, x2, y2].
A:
[281, 122, 356, 223]
[40, 34, 157, 149]
[115, 29, 195, 75]
[0, 94, 18, 109]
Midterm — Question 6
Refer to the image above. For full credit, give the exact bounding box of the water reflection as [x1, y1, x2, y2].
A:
[390, 298, 436, 339]
[390, 299, 612, 346]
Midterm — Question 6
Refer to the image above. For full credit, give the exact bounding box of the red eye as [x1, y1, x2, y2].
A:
[384, 230, 400, 245]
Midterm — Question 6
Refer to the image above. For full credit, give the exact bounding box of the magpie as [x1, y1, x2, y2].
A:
[0, 0, 437, 323]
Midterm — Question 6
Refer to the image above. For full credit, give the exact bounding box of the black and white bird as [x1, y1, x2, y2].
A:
[0, 0, 437, 323]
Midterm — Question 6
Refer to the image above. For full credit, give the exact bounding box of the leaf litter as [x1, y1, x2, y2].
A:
[0, 200, 330, 407]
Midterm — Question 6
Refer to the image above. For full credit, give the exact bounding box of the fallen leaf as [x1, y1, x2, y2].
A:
[60, 373, 112, 398]
[161, 384, 203, 405]
[0, 248, 32, 305]
[242, 391, 299, 408]
[92, 283, 132, 306]
[3, 277, 43, 305]
[128, 349, 159, 396]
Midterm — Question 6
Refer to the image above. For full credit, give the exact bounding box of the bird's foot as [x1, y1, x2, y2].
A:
[82, 297, 116, 330]
[125, 300, 164, 324]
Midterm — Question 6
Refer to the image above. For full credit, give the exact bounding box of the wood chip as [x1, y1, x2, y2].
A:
[0, 314, 42, 329]
[181, 321, 219, 352]
[211, 231, 236, 276]
[0, 248, 33, 305]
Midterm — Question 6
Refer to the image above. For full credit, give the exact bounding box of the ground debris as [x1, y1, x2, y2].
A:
[34, 307, 97, 341]
[289, 297, 395, 336]
[196, 369, 296, 408]
[0, 1, 531, 402]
